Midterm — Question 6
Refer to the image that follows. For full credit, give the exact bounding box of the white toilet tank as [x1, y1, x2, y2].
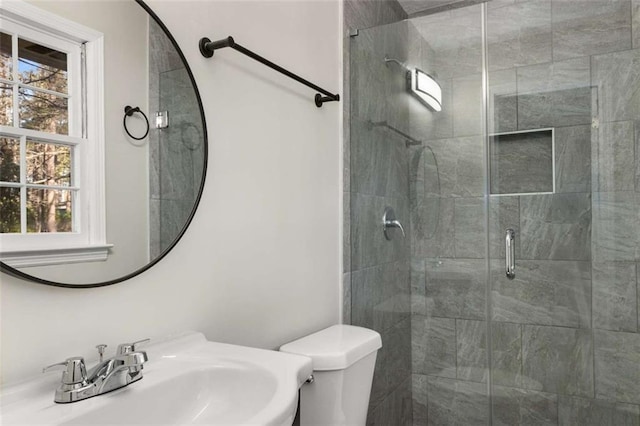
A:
[280, 325, 382, 426]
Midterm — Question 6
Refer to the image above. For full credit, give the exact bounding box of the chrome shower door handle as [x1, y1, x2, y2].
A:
[505, 228, 515, 280]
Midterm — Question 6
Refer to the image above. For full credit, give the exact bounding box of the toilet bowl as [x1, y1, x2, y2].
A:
[280, 324, 382, 426]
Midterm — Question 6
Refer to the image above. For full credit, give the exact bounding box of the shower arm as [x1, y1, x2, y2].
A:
[370, 121, 421, 146]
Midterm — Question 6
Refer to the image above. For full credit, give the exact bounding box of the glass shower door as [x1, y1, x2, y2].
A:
[486, 0, 640, 423]
[349, 5, 492, 425]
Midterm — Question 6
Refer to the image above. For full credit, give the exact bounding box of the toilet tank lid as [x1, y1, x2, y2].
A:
[279, 325, 382, 371]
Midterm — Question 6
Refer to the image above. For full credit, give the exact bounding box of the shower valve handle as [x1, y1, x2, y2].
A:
[383, 207, 406, 240]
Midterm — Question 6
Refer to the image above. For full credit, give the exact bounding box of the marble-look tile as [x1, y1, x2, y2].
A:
[489, 68, 518, 133]
[409, 145, 424, 210]
[412, 6, 483, 79]
[342, 191, 351, 273]
[452, 74, 483, 137]
[520, 193, 592, 261]
[149, 199, 161, 259]
[425, 258, 486, 320]
[413, 374, 428, 425]
[592, 191, 640, 262]
[636, 121, 640, 192]
[351, 261, 411, 332]
[490, 130, 554, 195]
[486, 0, 552, 71]
[370, 318, 412, 412]
[351, 193, 410, 270]
[492, 386, 558, 426]
[158, 69, 205, 202]
[427, 136, 484, 198]
[634, 0, 640, 48]
[518, 86, 592, 130]
[351, 118, 409, 197]
[518, 57, 591, 98]
[492, 260, 591, 328]
[554, 125, 591, 193]
[412, 198, 455, 259]
[344, 0, 407, 33]
[517, 57, 592, 130]
[492, 322, 523, 388]
[593, 262, 637, 332]
[522, 325, 594, 397]
[399, 0, 465, 16]
[453, 197, 485, 259]
[350, 35, 391, 123]
[594, 329, 640, 404]
[552, 0, 631, 61]
[344, 191, 351, 273]
[427, 376, 489, 425]
[591, 49, 640, 124]
[489, 195, 520, 259]
[343, 272, 352, 325]
[368, 376, 413, 426]
[411, 258, 427, 315]
[158, 198, 193, 253]
[456, 319, 488, 383]
[409, 144, 441, 208]
[593, 121, 635, 192]
[558, 395, 640, 426]
[412, 316, 456, 377]
[150, 20, 184, 73]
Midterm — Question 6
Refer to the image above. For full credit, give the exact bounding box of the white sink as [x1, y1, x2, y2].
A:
[0, 332, 313, 425]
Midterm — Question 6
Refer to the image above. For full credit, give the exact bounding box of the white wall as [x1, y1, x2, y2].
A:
[0, 0, 342, 385]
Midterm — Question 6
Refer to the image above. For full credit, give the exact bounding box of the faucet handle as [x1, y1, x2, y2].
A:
[117, 338, 150, 355]
[95, 344, 108, 362]
[42, 357, 88, 385]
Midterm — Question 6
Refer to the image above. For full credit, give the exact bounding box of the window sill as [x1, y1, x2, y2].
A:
[1, 244, 114, 268]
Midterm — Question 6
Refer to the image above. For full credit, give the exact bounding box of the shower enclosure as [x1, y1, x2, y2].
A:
[348, 1, 640, 424]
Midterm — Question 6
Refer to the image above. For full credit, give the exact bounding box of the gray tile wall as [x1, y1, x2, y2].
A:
[344, 2, 413, 426]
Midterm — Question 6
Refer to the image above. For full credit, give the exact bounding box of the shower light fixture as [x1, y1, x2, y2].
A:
[409, 69, 442, 112]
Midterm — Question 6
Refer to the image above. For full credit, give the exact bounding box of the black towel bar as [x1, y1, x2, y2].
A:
[199, 36, 340, 108]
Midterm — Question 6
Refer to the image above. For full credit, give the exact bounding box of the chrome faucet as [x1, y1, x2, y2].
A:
[42, 338, 149, 403]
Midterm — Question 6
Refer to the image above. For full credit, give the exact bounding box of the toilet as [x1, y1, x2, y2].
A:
[280, 324, 382, 426]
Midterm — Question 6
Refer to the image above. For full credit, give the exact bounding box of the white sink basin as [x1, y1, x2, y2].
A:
[0, 332, 313, 425]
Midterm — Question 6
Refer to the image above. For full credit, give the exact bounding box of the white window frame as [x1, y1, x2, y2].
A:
[0, 1, 109, 267]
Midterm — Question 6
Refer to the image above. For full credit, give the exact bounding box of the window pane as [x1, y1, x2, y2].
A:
[0, 137, 20, 183]
[18, 38, 67, 94]
[0, 186, 20, 233]
[19, 88, 68, 135]
[26, 140, 71, 186]
[26, 188, 72, 233]
[0, 32, 12, 80]
[0, 84, 12, 126]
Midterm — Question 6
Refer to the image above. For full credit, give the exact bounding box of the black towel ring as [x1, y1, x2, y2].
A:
[123, 105, 150, 140]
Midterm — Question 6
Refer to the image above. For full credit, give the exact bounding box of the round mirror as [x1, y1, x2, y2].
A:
[0, 0, 207, 287]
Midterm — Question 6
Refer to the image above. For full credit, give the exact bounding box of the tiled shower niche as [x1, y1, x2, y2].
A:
[490, 129, 554, 195]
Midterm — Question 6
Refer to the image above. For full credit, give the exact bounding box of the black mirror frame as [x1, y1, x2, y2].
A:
[0, 0, 208, 288]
